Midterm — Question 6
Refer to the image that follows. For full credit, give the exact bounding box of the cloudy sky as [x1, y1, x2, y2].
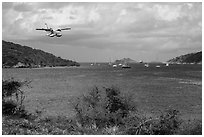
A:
[2, 2, 202, 62]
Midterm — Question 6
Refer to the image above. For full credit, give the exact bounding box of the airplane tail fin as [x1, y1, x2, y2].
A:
[45, 23, 48, 29]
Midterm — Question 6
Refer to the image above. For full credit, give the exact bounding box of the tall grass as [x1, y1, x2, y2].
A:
[2, 80, 202, 135]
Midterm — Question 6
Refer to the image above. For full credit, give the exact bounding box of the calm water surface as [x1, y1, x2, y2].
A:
[2, 63, 202, 119]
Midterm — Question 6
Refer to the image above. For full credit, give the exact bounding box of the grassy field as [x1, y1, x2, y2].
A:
[2, 63, 202, 120]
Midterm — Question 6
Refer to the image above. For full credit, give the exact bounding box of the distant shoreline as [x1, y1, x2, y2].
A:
[2, 65, 82, 69]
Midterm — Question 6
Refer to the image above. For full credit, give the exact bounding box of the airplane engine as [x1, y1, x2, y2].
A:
[56, 34, 62, 37]
[56, 28, 61, 31]
[48, 34, 55, 37]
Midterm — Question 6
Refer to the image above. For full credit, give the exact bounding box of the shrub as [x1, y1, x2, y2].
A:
[2, 78, 30, 117]
[149, 109, 182, 135]
[72, 86, 188, 135]
[73, 86, 137, 131]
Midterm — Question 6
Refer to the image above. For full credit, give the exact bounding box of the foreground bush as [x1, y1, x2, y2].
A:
[72, 86, 193, 135]
[2, 84, 202, 135]
[2, 79, 31, 118]
[73, 87, 137, 129]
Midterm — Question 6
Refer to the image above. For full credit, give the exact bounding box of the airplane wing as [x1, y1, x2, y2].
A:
[36, 28, 51, 31]
[56, 28, 71, 31]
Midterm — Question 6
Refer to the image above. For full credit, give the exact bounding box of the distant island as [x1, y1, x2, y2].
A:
[2, 40, 80, 68]
[114, 58, 137, 64]
[113, 51, 202, 65]
[167, 51, 202, 64]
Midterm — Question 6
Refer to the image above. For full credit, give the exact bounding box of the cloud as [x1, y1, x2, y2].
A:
[13, 2, 35, 12]
[153, 4, 182, 21]
[2, 2, 13, 10]
[2, 2, 202, 62]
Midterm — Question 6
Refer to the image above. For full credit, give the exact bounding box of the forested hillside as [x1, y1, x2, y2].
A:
[2, 40, 80, 68]
[168, 51, 202, 64]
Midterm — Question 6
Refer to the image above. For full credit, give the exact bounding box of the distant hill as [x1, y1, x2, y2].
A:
[167, 51, 202, 64]
[114, 58, 137, 64]
[2, 40, 80, 68]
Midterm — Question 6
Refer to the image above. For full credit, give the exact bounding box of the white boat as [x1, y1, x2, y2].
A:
[166, 63, 169, 67]
[156, 65, 160, 68]
[122, 64, 131, 68]
[121, 60, 131, 68]
[113, 64, 117, 68]
[144, 63, 149, 67]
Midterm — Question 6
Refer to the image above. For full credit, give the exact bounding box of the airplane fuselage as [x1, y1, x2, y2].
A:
[47, 30, 62, 37]
[36, 24, 70, 37]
